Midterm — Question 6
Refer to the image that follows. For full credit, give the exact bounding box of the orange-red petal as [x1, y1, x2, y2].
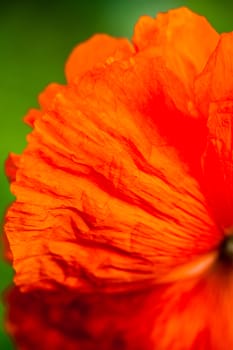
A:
[6, 266, 233, 350]
[24, 84, 66, 127]
[5, 153, 21, 182]
[195, 33, 233, 228]
[5, 52, 221, 293]
[133, 7, 219, 91]
[65, 34, 135, 83]
[6, 8, 233, 350]
[150, 267, 233, 350]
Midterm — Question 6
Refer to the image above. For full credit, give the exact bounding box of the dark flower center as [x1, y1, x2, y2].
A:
[219, 235, 233, 265]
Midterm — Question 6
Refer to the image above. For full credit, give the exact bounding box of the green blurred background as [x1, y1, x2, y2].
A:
[1, 0, 233, 348]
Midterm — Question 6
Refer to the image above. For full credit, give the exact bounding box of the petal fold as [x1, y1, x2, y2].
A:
[195, 33, 233, 227]
[133, 7, 219, 90]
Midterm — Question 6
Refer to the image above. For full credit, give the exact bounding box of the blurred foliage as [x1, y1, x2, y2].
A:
[0, 0, 233, 348]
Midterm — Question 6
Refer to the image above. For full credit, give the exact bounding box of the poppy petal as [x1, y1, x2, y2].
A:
[5, 7, 231, 350]
[195, 33, 233, 228]
[6, 267, 233, 350]
[6, 286, 154, 350]
[5, 54, 221, 293]
[149, 268, 233, 350]
[5, 153, 21, 182]
[133, 7, 219, 91]
[24, 84, 66, 127]
[65, 34, 134, 83]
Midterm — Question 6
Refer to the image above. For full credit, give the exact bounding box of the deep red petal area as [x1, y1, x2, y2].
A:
[132, 8, 219, 180]
[195, 33, 233, 228]
[6, 266, 233, 350]
[6, 287, 154, 350]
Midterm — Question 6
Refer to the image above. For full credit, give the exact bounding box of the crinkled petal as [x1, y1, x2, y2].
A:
[5, 54, 221, 293]
[65, 34, 135, 83]
[5, 7, 231, 350]
[133, 7, 219, 92]
[24, 84, 66, 127]
[195, 33, 233, 228]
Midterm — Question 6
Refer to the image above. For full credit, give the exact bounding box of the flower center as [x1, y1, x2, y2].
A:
[219, 235, 233, 265]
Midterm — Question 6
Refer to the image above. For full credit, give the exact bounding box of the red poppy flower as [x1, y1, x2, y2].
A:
[4, 6, 233, 350]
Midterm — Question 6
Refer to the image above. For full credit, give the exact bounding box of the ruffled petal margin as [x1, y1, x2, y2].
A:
[133, 7, 219, 91]
[65, 34, 135, 83]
